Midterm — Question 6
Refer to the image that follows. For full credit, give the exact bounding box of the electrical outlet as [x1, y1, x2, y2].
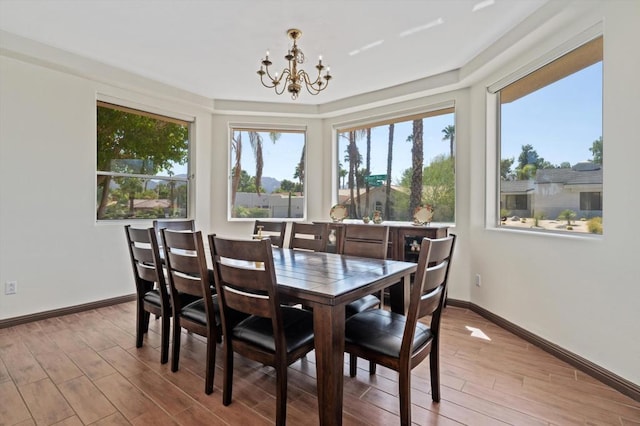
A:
[5, 281, 17, 295]
[475, 274, 481, 287]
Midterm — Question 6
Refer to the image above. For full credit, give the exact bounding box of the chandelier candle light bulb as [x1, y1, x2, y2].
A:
[258, 28, 332, 100]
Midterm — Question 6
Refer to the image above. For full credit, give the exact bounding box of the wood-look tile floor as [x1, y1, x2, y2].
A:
[1, 303, 638, 425]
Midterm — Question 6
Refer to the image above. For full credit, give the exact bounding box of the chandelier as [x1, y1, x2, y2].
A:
[257, 28, 332, 100]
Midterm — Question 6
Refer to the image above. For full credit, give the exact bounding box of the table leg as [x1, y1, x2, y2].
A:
[388, 272, 411, 314]
[313, 303, 345, 426]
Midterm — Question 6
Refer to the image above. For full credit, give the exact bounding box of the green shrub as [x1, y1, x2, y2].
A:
[587, 217, 603, 234]
[533, 211, 545, 227]
[557, 209, 577, 226]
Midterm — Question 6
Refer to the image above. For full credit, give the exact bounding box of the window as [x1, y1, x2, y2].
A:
[96, 102, 191, 220]
[505, 195, 528, 210]
[580, 192, 602, 211]
[229, 127, 306, 219]
[495, 36, 603, 234]
[336, 107, 455, 223]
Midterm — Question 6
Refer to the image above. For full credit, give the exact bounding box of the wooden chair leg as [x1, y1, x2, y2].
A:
[171, 320, 181, 372]
[369, 361, 376, 375]
[430, 344, 441, 402]
[160, 313, 170, 364]
[275, 362, 288, 426]
[349, 354, 357, 377]
[398, 366, 412, 426]
[222, 343, 233, 406]
[136, 304, 145, 348]
[204, 338, 216, 394]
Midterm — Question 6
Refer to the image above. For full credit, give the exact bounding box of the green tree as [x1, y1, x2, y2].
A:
[558, 209, 577, 226]
[293, 142, 305, 194]
[235, 169, 264, 193]
[338, 162, 348, 189]
[424, 156, 455, 222]
[384, 123, 394, 219]
[408, 119, 424, 214]
[517, 163, 538, 180]
[364, 128, 372, 216]
[400, 155, 454, 222]
[249, 131, 280, 196]
[517, 144, 541, 170]
[230, 130, 280, 216]
[590, 136, 603, 164]
[278, 179, 302, 193]
[230, 131, 243, 208]
[343, 131, 362, 218]
[441, 124, 455, 160]
[96, 106, 188, 219]
[501, 158, 515, 180]
[515, 144, 553, 180]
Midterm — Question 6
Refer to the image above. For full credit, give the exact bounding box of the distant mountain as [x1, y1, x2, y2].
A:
[109, 173, 189, 190]
[262, 177, 281, 193]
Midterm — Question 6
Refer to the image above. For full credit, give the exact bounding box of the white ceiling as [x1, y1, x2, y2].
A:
[0, 0, 551, 105]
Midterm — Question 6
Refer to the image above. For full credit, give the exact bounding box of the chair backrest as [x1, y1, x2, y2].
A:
[340, 224, 389, 259]
[288, 222, 328, 252]
[253, 220, 287, 248]
[401, 234, 456, 353]
[153, 219, 195, 246]
[124, 225, 168, 302]
[162, 229, 213, 309]
[209, 236, 285, 346]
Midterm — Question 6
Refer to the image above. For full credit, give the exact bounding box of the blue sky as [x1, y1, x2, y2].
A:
[169, 62, 601, 182]
[501, 62, 602, 166]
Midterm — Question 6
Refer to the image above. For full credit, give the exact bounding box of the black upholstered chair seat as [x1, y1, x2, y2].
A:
[345, 294, 381, 317]
[181, 296, 221, 326]
[345, 309, 432, 358]
[232, 307, 314, 353]
[142, 289, 162, 306]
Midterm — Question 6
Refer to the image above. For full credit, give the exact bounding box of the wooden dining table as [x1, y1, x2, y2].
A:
[269, 247, 417, 426]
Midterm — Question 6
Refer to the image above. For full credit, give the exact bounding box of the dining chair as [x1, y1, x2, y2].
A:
[162, 228, 221, 395]
[344, 234, 456, 426]
[152, 219, 195, 247]
[339, 224, 390, 317]
[288, 222, 328, 252]
[209, 235, 316, 426]
[253, 220, 287, 248]
[124, 225, 172, 364]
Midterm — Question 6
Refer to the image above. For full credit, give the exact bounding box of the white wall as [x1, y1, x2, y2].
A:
[0, 0, 637, 387]
[0, 54, 214, 319]
[468, 1, 640, 385]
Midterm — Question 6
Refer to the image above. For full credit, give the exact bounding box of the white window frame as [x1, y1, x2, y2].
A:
[227, 123, 308, 222]
[96, 99, 194, 222]
[486, 24, 603, 236]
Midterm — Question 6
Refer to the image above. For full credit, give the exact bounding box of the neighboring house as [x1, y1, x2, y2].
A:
[338, 185, 411, 220]
[234, 191, 304, 218]
[500, 180, 535, 218]
[500, 162, 603, 219]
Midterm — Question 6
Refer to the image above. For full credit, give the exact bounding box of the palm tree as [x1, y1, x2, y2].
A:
[248, 131, 280, 196]
[364, 128, 372, 217]
[345, 131, 362, 218]
[293, 142, 305, 194]
[384, 123, 394, 219]
[338, 162, 348, 189]
[409, 119, 424, 214]
[230, 132, 243, 209]
[248, 131, 263, 194]
[442, 124, 455, 159]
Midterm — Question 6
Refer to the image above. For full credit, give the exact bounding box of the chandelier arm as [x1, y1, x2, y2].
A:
[299, 70, 328, 95]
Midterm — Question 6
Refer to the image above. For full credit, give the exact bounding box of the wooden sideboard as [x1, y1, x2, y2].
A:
[318, 221, 449, 262]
